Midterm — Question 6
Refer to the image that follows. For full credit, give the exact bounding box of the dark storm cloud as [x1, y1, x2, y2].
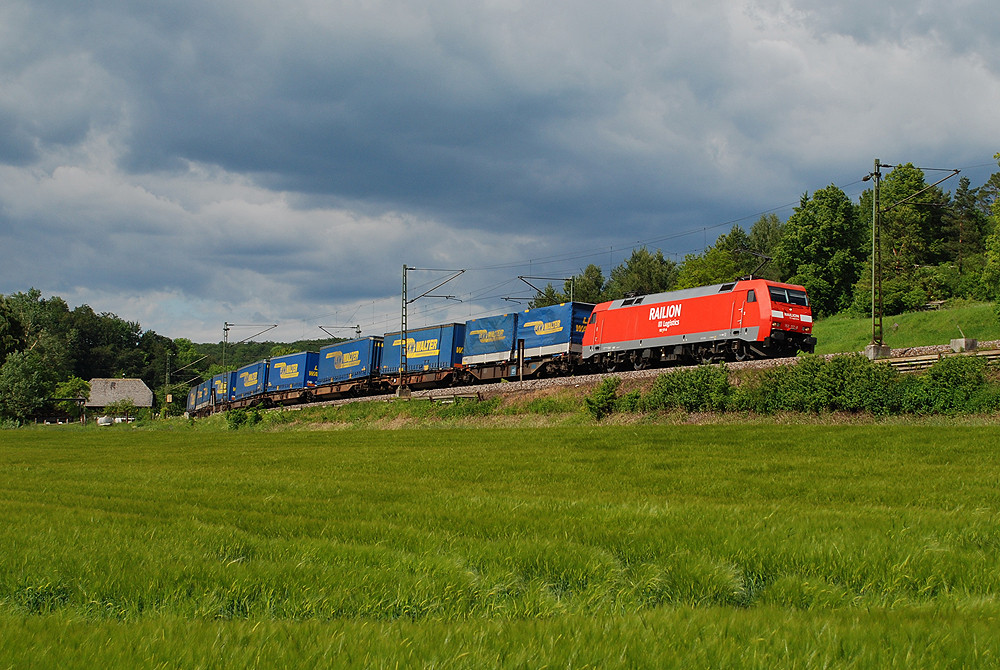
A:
[5, 0, 713, 234]
[1, 0, 998, 340]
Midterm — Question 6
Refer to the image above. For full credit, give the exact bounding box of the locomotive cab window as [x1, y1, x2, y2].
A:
[769, 287, 809, 306]
[747, 290, 756, 303]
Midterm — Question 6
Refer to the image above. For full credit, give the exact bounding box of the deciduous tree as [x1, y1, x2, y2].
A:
[775, 185, 865, 316]
[604, 247, 678, 298]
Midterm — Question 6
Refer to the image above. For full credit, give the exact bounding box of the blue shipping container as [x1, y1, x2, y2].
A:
[381, 323, 466, 374]
[462, 313, 517, 364]
[192, 379, 211, 410]
[318, 337, 383, 385]
[186, 386, 198, 413]
[233, 360, 268, 400]
[210, 372, 235, 404]
[518, 303, 593, 354]
[267, 351, 319, 392]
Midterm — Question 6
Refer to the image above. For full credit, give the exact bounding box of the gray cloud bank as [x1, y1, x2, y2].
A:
[1, 0, 998, 341]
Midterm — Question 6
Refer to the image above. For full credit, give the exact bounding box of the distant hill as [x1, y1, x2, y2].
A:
[813, 301, 1000, 355]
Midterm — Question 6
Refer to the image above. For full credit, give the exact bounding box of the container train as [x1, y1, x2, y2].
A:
[187, 278, 815, 416]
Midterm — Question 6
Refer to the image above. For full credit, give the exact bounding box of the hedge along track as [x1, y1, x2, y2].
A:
[256, 340, 1000, 413]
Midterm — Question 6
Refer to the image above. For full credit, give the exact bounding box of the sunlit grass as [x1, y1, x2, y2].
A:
[813, 300, 1000, 355]
[3, 426, 1000, 666]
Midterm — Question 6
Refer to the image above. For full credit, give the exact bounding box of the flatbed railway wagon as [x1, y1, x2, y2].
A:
[266, 351, 320, 405]
[461, 302, 594, 381]
[225, 359, 269, 410]
[314, 336, 386, 399]
[381, 323, 466, 389]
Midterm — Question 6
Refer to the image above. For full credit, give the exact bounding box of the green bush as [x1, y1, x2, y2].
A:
[585, 377, 620, 420]
[226, 408, 262, 430]
[814, 354, 901, 415]
[728, 355, 902, 415]
[729, 354, 996, 416]
[903, 355, 989, 415]
[641, 365, 731, 413]
[615, 390, 642, 413]
[970, 383, 1000, 413]
[768, 356, 828, 413]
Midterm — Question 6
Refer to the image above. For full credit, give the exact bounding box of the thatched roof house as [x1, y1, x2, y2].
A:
[86, 378, 153, 410]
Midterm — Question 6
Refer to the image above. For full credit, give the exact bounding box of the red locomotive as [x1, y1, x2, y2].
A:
[582, 278, 815, 371]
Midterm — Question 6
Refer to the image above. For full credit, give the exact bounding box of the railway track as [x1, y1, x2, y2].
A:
[257, 341, 1000, 414]
[880, 348, 1000, 373]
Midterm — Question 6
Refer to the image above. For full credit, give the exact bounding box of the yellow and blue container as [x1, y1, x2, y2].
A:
[266, 351, 319, 392]
[233, 360, 268, 400]
[381, 323, 465, 374]
[318, 337, 383, 385]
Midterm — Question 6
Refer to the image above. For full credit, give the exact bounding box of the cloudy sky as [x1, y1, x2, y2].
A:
[2, 0, 998, 342]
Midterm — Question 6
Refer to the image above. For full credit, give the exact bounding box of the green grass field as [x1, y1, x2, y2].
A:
[3, 426, 1000, 667]
[813, 300, 1000, 355]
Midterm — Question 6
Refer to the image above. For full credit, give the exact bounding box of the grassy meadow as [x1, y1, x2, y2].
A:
[3, 425, 1000, 667]
[812, 300, 1000, 355]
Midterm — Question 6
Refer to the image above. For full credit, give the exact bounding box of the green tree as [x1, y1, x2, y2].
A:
[528, 264, 609, 308]
[528, 284, 564, 308]
[749, 214, 784, 257]
[137, 330, 178, 397]
[675, 225, 762, 289]
[675, 247, 738, 289]
[69, 304, 145, 380]
[936, 176, 990, 298]
[571, 264, 608, 303]
[747, 214, 784, 280]
[982, 231, 1000, 301]
[0, 347, 62, 421]
[604, 247, 678, 299]
[979, 154, 1000, 300]
[878, 164, 950, 269]
[5, 289, 71, 338]
[975, 166, 1000, 219]
[105, 398, 138, 422]
[942, 177, 989, 265]
[856, 165, 985, 313]
[54, 376, 90, 421]
[0, 296, 26, 366]
[775, 185, 865, 316]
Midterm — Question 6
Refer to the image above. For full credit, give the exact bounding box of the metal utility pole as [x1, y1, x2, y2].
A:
[165, 352, 171, 413]
[861, 158, 893, 359]
[223, 322, 231, 370]
[398, 265, 465, 397]
[223, 323, 278, 370]
[863, 159, 959, 359]
[861, 158, 892, 359]
[400, 264, 408, 395]
[871, 158, 884, 348]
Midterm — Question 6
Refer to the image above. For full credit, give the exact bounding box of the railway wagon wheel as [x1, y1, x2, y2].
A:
[732, 340, 752, 362]
[604, 355, 619, 373]
[631, 350, 650, 371]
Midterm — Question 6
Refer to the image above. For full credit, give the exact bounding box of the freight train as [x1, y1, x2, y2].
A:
[187, 277, 815, 416]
